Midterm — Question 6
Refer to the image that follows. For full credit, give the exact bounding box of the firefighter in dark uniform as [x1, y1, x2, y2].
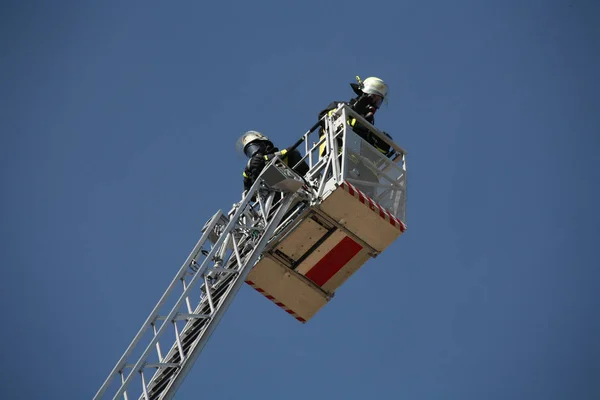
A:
[317, 76, 395, 158]
[238, 130, 309, 195]
[316, 76, 395, 198]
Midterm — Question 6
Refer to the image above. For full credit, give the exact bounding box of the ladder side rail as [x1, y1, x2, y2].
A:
[400, 150, 407, 224]
[110, 178, 269, 400]
[94, 210, 225, 400]
[141, 185, 297, 399]
[305, 114, 348, 200]
[285, 114, 332, 173]
[142, 262, 238, 398]
[158, 193, 300, 400]
[285, 112, 340, 186]
[293, 117, 323, 172]
[326, 113, 341, 184]
[341, 106, 349, 181]
[395, 150, 407, 220]
[313, 129, 341, 200]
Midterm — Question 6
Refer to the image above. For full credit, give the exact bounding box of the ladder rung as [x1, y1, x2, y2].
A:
[209, 267, 236, 274]
[155, 313, 211, 321]
[149, 362, 179, 368]
[176, 313, 211, 320]
[124, 362, 180, 369]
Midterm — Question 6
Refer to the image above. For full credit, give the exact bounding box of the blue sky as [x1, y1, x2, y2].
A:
[2, 1, 599, 399]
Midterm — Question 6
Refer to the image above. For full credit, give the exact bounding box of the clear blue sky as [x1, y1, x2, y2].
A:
[2, 1, 599, 399]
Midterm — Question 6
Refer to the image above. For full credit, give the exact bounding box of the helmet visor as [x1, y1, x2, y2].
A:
[369, 94, 384, 109]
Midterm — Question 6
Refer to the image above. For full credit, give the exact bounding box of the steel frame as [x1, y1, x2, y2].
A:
[94, 104, 408, 400]
[94, 173, 301, 399]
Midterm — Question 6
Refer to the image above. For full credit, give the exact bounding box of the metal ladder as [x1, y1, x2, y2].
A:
[94, 104, 407, 400]
[93, 179, 302, 400]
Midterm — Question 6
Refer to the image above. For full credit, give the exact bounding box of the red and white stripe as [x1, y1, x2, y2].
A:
[245, 279, 307, 323]
[340, 181, 407, 232]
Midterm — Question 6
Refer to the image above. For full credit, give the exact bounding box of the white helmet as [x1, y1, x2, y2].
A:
[361, 77, 388, 100]
[235, 130, 272, 157]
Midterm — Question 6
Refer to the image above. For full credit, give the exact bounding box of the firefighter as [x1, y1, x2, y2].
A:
[317, 76, 395, 158]
[237, 130, 309, 195]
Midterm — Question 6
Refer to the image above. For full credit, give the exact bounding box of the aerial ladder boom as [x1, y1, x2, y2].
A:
[93, 174, 304, 400]
[94, 104, 408, 400]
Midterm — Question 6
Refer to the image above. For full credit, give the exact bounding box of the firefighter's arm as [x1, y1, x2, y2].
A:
[263, 148, 291, 162]
[243, 154, 266, 191]
[248, 154, 266, 176]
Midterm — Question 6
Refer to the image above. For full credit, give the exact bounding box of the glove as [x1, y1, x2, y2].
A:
[248, 154, 266, 172]
[243, 153, 266, 192]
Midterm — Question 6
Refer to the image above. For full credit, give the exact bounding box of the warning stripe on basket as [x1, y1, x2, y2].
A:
[340, 181, 407, 232]
[245, 279, 307, 323]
